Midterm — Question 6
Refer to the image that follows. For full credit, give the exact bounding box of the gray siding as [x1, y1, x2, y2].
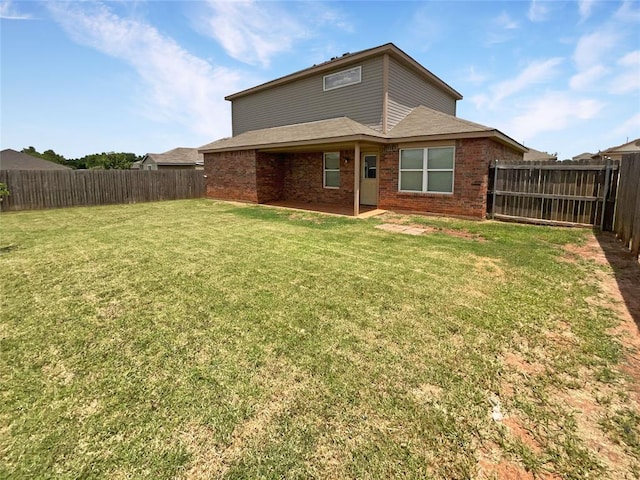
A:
[387, 57, 457, 130]
[232, 57, 384, 135]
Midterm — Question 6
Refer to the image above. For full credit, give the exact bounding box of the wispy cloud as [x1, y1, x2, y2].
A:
[46, 2, 242, 138]
[466, 66, 489, 85]
[573, 30, 621, 70]
[202, 0, 308, 67]
[578, 0, 596, 22]
[609, 50, 640, 94]
[471, 57, 563, 108]
[569, 64, 606, 90]
[485, 11, 519, 45]
[508, 92, 604, 142]
[528, 0, 550, 22]
[0, 0, 32, 20]
[201, 1, 349, 68]
[612, 112, 640, 138]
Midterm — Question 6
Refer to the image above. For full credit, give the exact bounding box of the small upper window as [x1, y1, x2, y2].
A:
[323, 66, 362, 91]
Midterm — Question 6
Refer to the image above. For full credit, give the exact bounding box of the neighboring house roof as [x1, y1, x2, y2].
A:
[523, 147, 557, 162]
[225, 43, 463, 102]
[596, 137, 640, 158]
[572, 152, 595, 161]
[143, 147, 203, 166]
[0, 149, 72, 170]
[199, 106, 526, 154]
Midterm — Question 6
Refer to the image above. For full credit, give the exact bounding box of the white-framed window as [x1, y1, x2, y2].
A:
[323, 152, 340, 189]
[399, 147, 455, 194]
[323, 66, 362, 91]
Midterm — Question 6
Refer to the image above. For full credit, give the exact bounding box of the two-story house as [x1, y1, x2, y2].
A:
[199, 43, 526, 218]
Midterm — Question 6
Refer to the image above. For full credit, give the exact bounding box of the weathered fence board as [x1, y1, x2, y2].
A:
[489, 161, 619, 228]
[0, 169, 206, 212]
[614, 153, 640, 257]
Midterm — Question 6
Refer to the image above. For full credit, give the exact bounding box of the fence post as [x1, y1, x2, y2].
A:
[600, 160, 611, 230]
[491, 160, 499, 219]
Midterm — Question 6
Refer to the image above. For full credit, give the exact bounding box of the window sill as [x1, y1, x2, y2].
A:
[397, 190, 454, 196]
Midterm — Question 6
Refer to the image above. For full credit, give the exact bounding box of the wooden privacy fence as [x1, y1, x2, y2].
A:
[0, 169, 206, 212]
[613, 153, 640, 257]
[488, 161, 619, 229]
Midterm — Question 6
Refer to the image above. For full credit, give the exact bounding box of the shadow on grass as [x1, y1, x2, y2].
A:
[594, 230, 640, 329]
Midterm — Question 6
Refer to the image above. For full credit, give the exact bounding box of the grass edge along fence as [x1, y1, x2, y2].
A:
[488, 160, 619, 230]
[613, 152, 640, 258]
[0, 169, 206, 212]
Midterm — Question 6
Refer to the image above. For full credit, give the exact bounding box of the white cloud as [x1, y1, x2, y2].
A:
[614, 0, 640, 22]
[482, 57, 563, 107]
[569, 64, 606, 90]
[609, 50, 640, 94]
[613, 112, 640, 137]
[467, 66, 489, 85]
[573, 30, 621, 70]
[508, 92, 604, 142]
[47, 2, 242, 139]
[201, 1, 350, 68]
[495, 12, 519, 29]
[528, 0, 550, 22]
[578, 0, 596, 22]
[202, 0, 310, 68]
[0, 0, 32, 19]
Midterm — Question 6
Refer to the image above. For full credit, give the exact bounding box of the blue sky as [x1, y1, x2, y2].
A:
[1, 0, 638, 159]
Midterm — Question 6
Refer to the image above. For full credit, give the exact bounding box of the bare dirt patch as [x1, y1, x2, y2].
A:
[379, 213, 487, 241]
[564, 232, 640, 402]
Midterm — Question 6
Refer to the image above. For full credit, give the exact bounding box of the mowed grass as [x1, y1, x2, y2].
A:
[1, 199, 638, 479]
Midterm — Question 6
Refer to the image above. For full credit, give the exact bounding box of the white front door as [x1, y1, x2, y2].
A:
[360, 153, 378, 206]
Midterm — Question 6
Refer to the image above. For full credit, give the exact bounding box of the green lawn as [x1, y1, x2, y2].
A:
[1, 199, 638, 479]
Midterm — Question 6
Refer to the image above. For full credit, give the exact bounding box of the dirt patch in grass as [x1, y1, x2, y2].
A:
[379, 213, 486, 241]
[564, 232, 640, 402]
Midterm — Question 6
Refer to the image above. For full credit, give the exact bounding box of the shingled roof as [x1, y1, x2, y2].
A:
[145, 147, 203, 166]
[199, 106, 526, 153]
[0, 149, 72, 170]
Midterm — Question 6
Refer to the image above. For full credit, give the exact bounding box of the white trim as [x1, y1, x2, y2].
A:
[323, 152, 340, 189]
[398, 146, 455, 194]
[323, 66, 362, 91]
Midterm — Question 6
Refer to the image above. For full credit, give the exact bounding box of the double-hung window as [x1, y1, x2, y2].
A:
[399, 147, 455, 194]
[324, 152, 340, 189]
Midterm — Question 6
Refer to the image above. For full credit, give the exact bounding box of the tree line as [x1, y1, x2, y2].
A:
[21, 147, 142, 170]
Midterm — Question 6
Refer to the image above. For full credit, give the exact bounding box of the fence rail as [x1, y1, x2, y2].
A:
[0, 169, 206, 212]
[489, 161, 619, 228]
[613, 153, 640, 257]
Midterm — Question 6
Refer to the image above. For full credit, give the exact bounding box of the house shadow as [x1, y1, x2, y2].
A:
[594, 230, 640, 330]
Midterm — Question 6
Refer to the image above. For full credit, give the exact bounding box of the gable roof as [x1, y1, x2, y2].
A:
[144, 147, 203, 166]
[0, 149, 72, 170]
[599, 137, 640, 155]
[199, 107, 526, 153]
[523, 147, 557, 162]
[225, 43, 463, 102]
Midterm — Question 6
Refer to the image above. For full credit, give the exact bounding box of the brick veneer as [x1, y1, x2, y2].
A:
[204, 150, 259, 202]
[281, 150, 354, 204]
[378, 138, 522, 218]
[204, 138, 522, 218]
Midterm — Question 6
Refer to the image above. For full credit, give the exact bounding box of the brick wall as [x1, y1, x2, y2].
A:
[256, 152, 284, 203]
[379, 138, 523, 218]
[281, 150, 354, 205]
[204, 150, 259, 202]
